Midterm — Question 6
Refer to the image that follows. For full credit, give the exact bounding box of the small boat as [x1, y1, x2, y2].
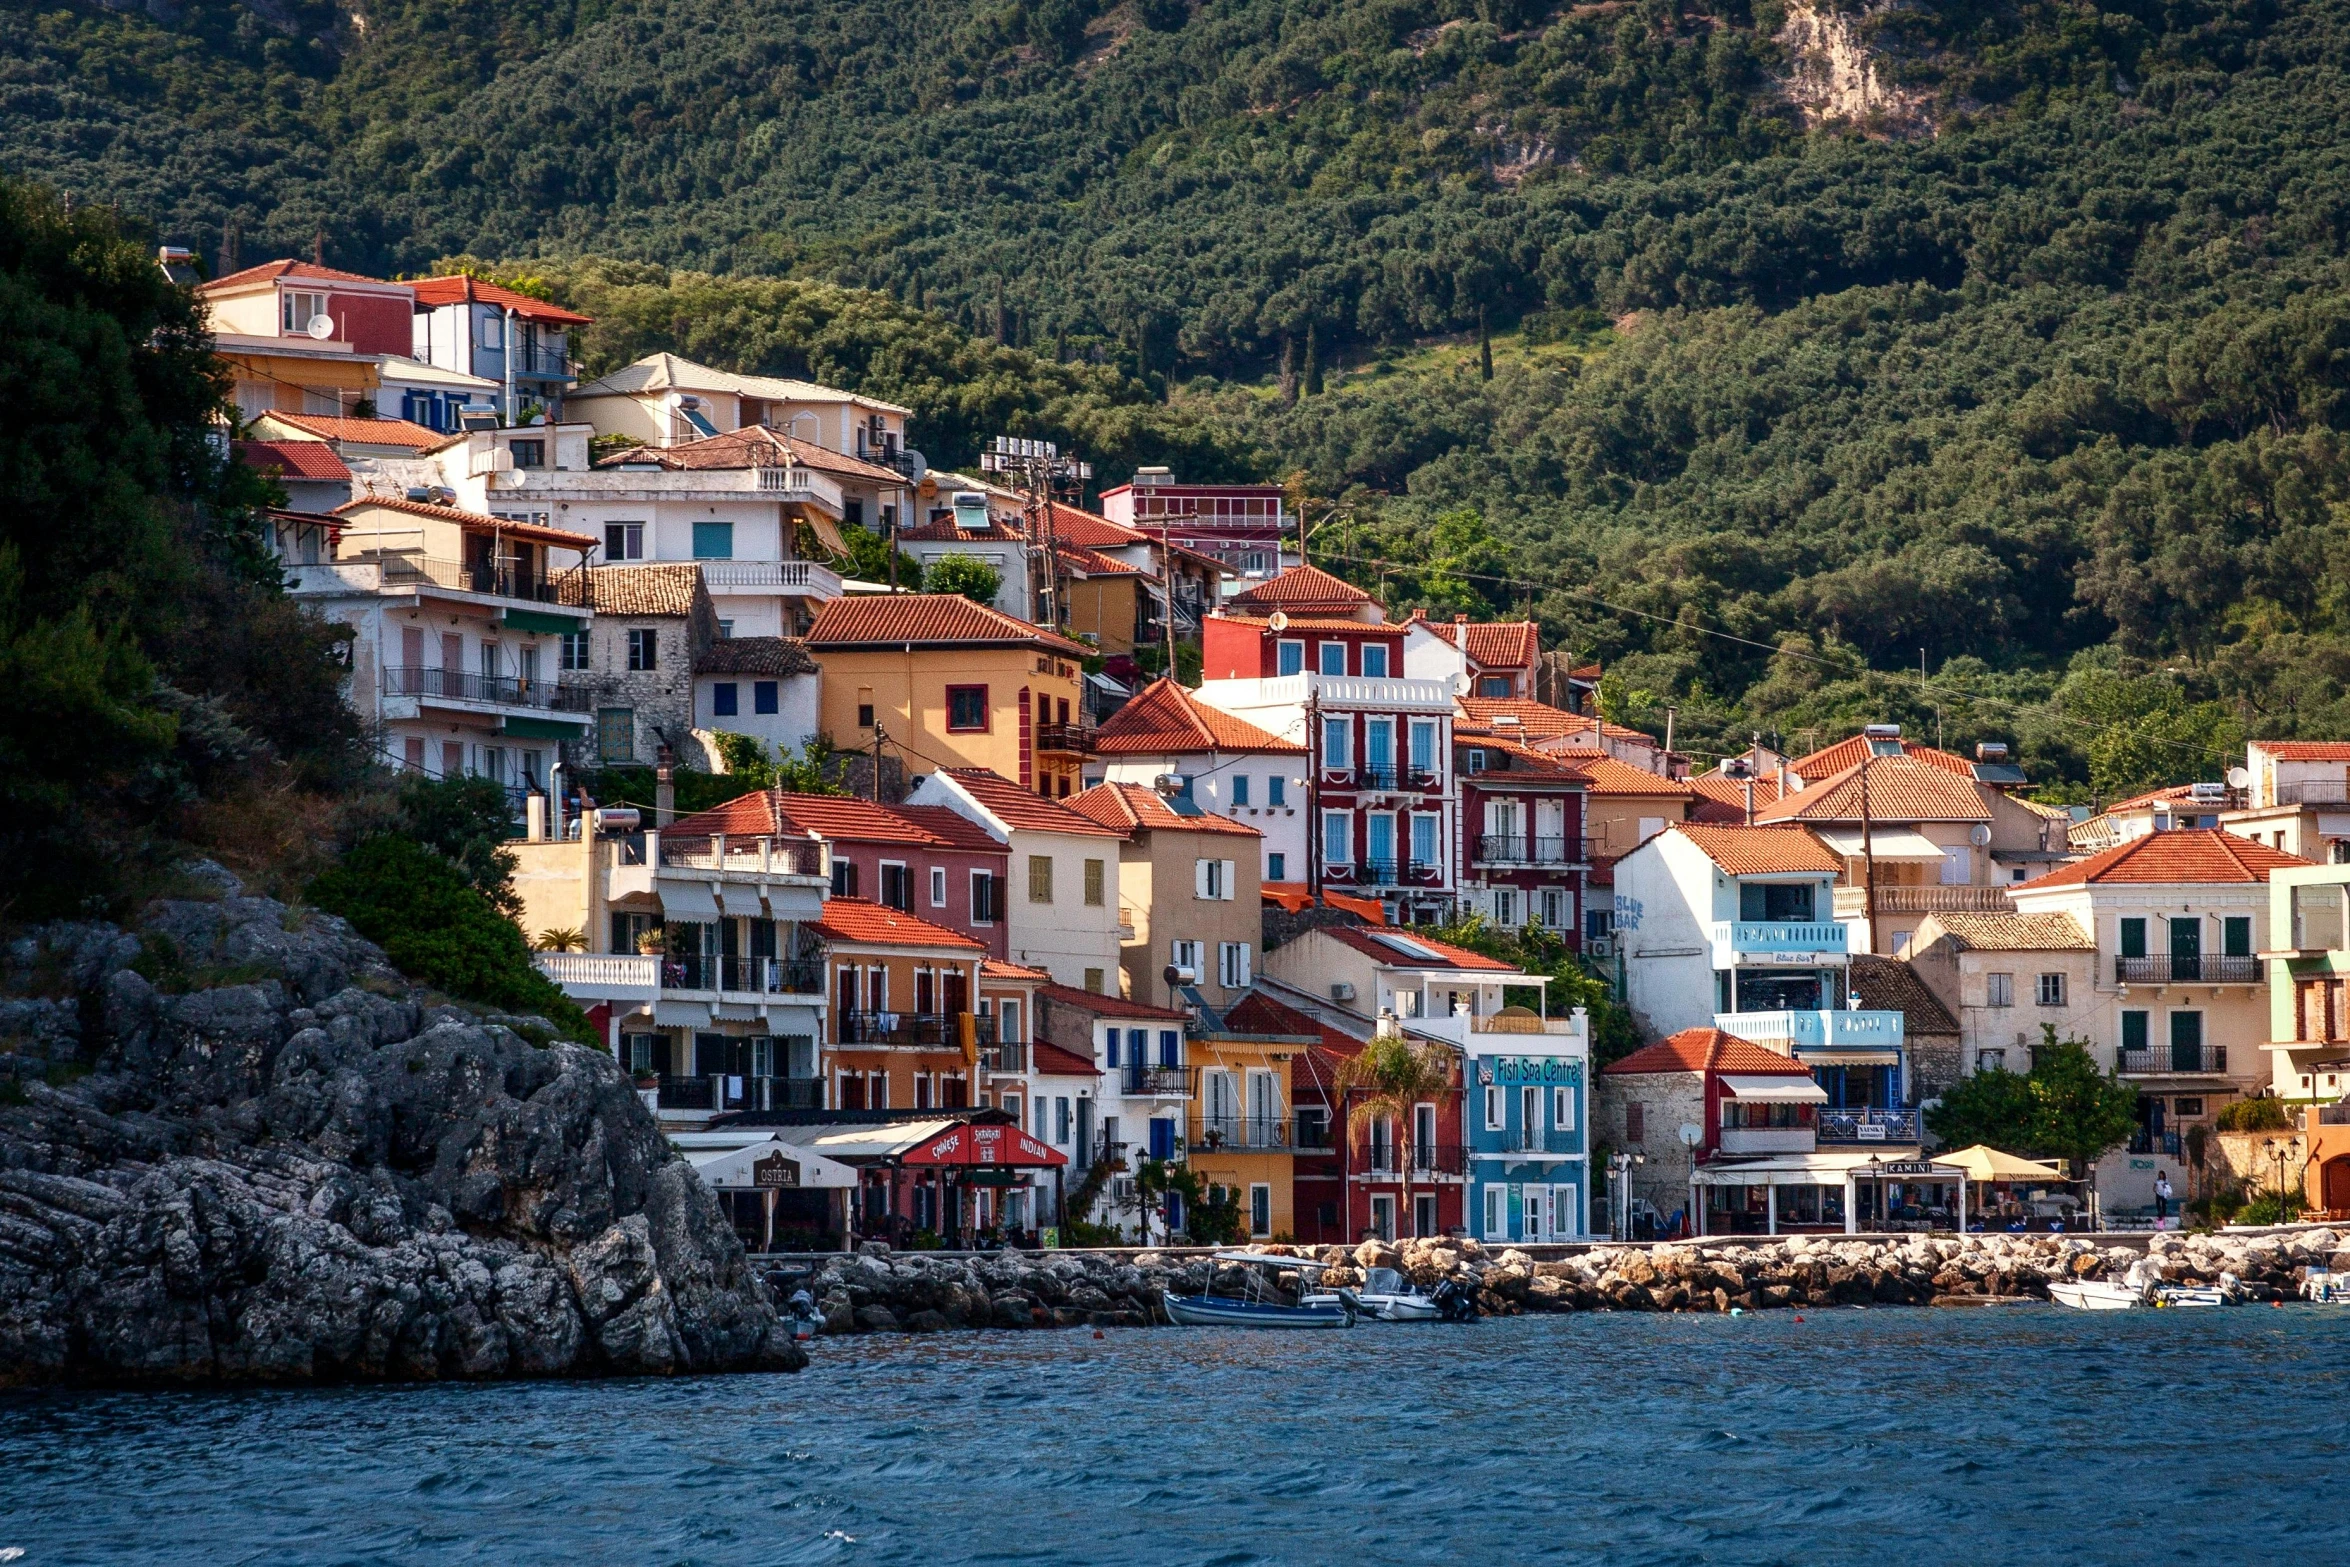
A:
[1304, 1266, 1475, 1323]
[2050, 1258, 2243, 1310]
[2048, 1278, 2149, 1311]
[1163, 1252, 1356, 1329]
[2301, 1268, 2350, 1304]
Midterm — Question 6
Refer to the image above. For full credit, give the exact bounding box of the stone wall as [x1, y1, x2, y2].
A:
[1591, 1069, 1705, 1224]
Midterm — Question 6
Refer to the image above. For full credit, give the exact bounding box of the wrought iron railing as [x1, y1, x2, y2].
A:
[1191, 1115, 1289, 1151]
[1497, 1128, 1580, 1154]
[2114, 954, 2260, 984]
[1036, 723, 1097, 754]
[838, 1011, 990, 1048]
[2119, 1044, 2229, 1074]
[370, 554, 576, 602]
[1474, 835, 1596, 866]
[382, 666, 592, 711]
[658, 954, 824, 994]
[1123, 1063, 1194, 1096]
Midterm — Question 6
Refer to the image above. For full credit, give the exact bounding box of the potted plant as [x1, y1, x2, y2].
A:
[634, 927, 667, 955]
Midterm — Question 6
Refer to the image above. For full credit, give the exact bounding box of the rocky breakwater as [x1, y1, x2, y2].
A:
[0, 868, 803, 1385]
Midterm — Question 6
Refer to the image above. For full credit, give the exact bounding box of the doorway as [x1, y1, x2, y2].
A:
[1368, 1194, 1396, 1241]
[1414, 1192, 1439, 1238]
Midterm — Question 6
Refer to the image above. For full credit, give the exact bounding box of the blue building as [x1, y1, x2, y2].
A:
[1452, 1014, 1590, 1243]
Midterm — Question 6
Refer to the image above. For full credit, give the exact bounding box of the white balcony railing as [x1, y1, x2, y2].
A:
[1709, 921, 1848, 968]
[1714, 1009, 1905, 1051]
[1832, 885, 2014, 917]
[535, 953, 660, 998]
[698, 559, 843, 598]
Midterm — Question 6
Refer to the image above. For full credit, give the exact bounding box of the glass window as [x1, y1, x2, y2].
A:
[604, 522, 644, 561]
[711, 682, 739, 717]
[754, 681, 778, 714]
[691, 521, 734, 559]
[560, 630, 589, 671]
[1277, 641, 1304, 677]
[2037, 972, 2066, 1006]
[281, 291, 328, 334]
[2297, 886, 2345, 950]
[1318, 642, 1347, 675]
[931, 867, 947, 907]
[627, 629, 657, 671]
[509, 438, 545, 469]
[946, 685, 989, 731]
[1361, 643, 1389, 677]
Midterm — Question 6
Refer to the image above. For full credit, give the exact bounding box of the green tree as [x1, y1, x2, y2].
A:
[1421, 911, 1642, 1064]
[387, 773, 524, 916]
[1926, 1027, 2139, 1179]
[708, 731, 778, 790]
[924, 553, 1005, 605]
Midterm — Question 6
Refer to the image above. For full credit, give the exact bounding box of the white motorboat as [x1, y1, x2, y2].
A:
[1305, 1267, 1441, 1322]
[2302, 1268, 2350, 1304]
[2049, 1258, 2243, 1310]
[2048, 1278, 2150, 1310]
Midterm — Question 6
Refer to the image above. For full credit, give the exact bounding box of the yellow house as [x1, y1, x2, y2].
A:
[1186, 1027, 1314, 1241]
[805, 593, 1093, 798]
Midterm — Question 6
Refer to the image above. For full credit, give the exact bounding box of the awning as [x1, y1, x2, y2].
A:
[899, 1121, 1067, 1168]
[1719, 1075, 1828, 1103]
[718, 881, 764, 918]
[658, 879, 721, 920]
[1814, 828, 1946, 859]
[1931, 1144, 2070, 1183]
[801, 509, 852, 561]
[689, 1137, 859, 1190]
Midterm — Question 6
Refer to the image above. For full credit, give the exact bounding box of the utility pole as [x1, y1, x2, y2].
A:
[870, 724, 887, 803]
[1858, 750, 1880, 958]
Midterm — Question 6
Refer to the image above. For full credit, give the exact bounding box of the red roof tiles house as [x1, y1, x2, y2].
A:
[1755, 755, 1993, 823]
[1456, 697, 1600, 741]
[1225, 990, 1366, 1058]
[606, 424, 903, 484]
[1228, 564, 1374, 611]
[1035, 500, 1148, 550]
[200, 259, 398, 291]
[406, 275, 594, 326]
[555, 563, 707, 616]
[2250, 742, 2350, 761]
[1320, 925, 1518, 972]
[1671, 824, 1844, 876]
[805, 593, 1090, 657]
[235, 440, 351, 481]
[1791, 733, 1982, 780]
[1209, 611, 1402, 635]
[939, 768, 1127, 836]
[1603, 1028, 1809, 1076]
[1066, 782, 1261, 838]
[1452, 730, 1585, 777]
[1036, 983, 1191, 1020]
[1569, 754, 1696, 797]
[812, 897, 985, 950]
[667, 791, 1005, 852]
[260, 412, 449, 450]
[2019, 827, 2312, 888]
[1092, 681, 1305, 754]
[982, 958, 1054, 981]
[1410, 614, 1539, 670]
[1031, 1040, 1104, 1076]
[332, 494, 598, 550]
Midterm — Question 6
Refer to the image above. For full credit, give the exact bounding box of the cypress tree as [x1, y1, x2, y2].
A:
[1280, 334, 1299, 406]
[1479, 306, 1494, 382]
[1302, 324, 1323, 397]
[994, 276, 1008, 344]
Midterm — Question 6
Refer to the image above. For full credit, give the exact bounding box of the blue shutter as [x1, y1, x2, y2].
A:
[1149, 1119, 1176, 1160]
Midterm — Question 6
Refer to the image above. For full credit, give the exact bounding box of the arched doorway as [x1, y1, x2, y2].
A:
[2322, 1155, 2350, 1214]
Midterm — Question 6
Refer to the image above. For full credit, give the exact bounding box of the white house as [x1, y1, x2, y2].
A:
[1086, 677, 1312, 887]
[566, 351, 911, 462]
[692, 637, 822, 765]
[903, 767, 1128, 991]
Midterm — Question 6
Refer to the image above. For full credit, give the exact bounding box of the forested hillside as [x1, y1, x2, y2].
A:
[15, 0, 2350, 793]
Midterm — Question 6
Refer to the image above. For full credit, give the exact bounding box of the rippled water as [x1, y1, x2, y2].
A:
[6, 1308, 2349, 1566]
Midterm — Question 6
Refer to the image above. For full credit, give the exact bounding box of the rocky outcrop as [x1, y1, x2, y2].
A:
[1774, 1, 1937, 135]
[0, 868, 803, 1385]
[791, 1228, 2350, 1333]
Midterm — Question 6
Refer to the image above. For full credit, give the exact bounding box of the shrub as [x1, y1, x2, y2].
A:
[2216, 1097, 2292, 1132]
[308, 835, 591, 1040]
[924, 553, 1003, 605]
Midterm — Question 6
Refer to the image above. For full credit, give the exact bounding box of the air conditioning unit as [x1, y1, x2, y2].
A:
[1330, 982, 1357, 1002]
[1586, 937, 1614, 958]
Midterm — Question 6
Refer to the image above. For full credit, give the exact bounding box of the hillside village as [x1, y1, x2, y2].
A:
[220, 254, 2350, 1254]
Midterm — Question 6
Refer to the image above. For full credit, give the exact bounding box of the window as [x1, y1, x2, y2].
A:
[1485, 1185, 1506, 1238]
[281, 290, 328, 334]
[754, 681, 778, 715]
[2175, 1096, 2205, 1117]
[880, 862, 912, 912]
[1540, 889, 1567, 928]
[596, 708, 634, 765]
[509, 438, 545, 470]
[480, 312, 503, 350]
[1083, 967, 1105, 994]
[1986, 972, 2014, 1008]
[1231, 775, 1250, 807]
[711, 682, 739, 717]
[1554, 1086, 1575, 1131]
[1495, 889, 1518, 926]
[1219, 942, 1251, 988]
[1365, 718, 1394, 778]
[1484, 1085, 1503, 1130]
[1323, 716, 1351, 770]
[1028, 856, 1054, 903]
[604, 522, 644, 561]
[1316, 642, 1347, 676]
[1249, 1184, 1272, 1237]
[931, 867, 947, 908]
[1409, 720, 1436, 775]
[2037, 972, 2066, 1007]
[1361, 644, 1390, 677]
[1277, 641, 1305, 677]
[560, 630, 589, 671]
[1368, 813, 1395, 875]
[1267, 775, 1286, 807]
[2119, 917, 2148, 959]
[2121, 1009, 2149, 1062]
[1267, 853, 1287, 881]
[1465, 749, 1487, 774]
[1196, 859, 1236, 901]
[627, 629, 657, 671]
[2224, 916, 2252, 958]
[946, 685, 989, 731]
[1940, 845, 1971, 886]
[1323, 810, 1351, 869]
[1978, 1048, 2007, 1073]
[1478, 676, 1511, 697]
[831, 859, 860, 897]
[716, 621, 733, 639]
[1410, 814, 1438, 872]
[1055, 1097, 1071, 1143]
[971, 871, 999, 924]
[1000, 1001, 1021, 1044]
[1084, 859, 1105, 906]
[1105, 1028, 1122, 1070]
[1625, 1102, 1646, 1144]
[1171, 939, 1202, 979]
[2298, 886, 2348, 949]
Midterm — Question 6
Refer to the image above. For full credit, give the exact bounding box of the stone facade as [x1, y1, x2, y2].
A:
[1591, 1068, 1706, 1227]
[559, 563, 721, 771]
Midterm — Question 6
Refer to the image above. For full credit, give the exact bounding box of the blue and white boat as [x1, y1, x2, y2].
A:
[1163, 1253, 1356, 1329]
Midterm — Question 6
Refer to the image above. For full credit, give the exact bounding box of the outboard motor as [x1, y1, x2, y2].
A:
[1431, 1276, 1480, 1323]
[786, 1288, 821, 1342]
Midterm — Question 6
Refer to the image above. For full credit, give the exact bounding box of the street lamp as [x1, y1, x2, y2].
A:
[1865, 1153, 1885, 1233]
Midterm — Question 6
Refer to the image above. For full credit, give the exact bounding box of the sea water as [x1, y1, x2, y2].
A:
[3, 1308, 2348, 1565]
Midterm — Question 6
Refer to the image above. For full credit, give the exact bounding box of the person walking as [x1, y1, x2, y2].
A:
[2154, 1171, 2174, 1231]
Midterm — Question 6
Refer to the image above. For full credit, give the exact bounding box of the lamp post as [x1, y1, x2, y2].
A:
[1865, 1153, 1884, 1233]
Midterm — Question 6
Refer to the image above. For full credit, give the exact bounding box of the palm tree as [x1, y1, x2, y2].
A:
[535, 927, 586, 952]
[1332, 1031, 1457, 1241]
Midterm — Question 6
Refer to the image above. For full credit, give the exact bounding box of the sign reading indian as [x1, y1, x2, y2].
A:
[899, 1121, 1067, 1167]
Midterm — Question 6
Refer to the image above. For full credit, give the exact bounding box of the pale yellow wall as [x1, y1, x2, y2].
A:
[206, 287, 281, 338]
[509, 838, 594, 946]
[1066, 577, 1139, 656]
[1586, 795, 1689, 859]
[1121, 828, 1263, 1011]
[1188, 1043, 1296, 1238]
[813, 646, 1085, 792]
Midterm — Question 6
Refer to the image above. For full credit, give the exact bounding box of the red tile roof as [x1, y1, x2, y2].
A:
[332, 494, 598, 550]
[939, 768, 1126, 837]
[1036, 983, 1190, 1020]
[406, 274, 593, 326]
[1569, 754, 1695, 797]
[1320, 926, 1518, 972]
[1453, 732, 1585, 778]
[556, 563, 707, 617]
[1687, 770, 1795, 816]
[1603, 1028, 1809, 1076]
[1037, 501, 1146, 550]
[609, 424, 903, 484]
[2019, 827, 2313, 888]
[263, 412, 448, 450]
[895, 805, 1012, 853]
[1793, 733, 1979, 780]
[805, 593, 1090, 656]
[1229, 564, 1374, 611]
[1756, 756, 1992, 823]
[235, 439, 350, 481]
[200, 259, 398, 291]
[1031, 1040, 1103, 1076]
[1457, 698, 1602, 742]
[981, 958, 1053, 982]
[668, 791, 1007, 852]
[811, 897, 985, 950]
[1210, 612, 1398, 635]
[1260, 884, 1388, 924]
[1054, 543, 1143, 578]
[1410, 614, 1538, 669]
[2251, 742, 2350, 762]
[1671, 824, 1843, 875]
[1093, 678, 1304, 756]
[1066, 782, 1261, 838]
[1225, 990, 1365, 1059]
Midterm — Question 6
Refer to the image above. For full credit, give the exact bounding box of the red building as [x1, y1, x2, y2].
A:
[1096, 467, 1289, 579]
[1453, 724, 1590, 942]
[668, 791, 1013, 959]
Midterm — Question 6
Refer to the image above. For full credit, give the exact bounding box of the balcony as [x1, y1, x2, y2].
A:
[1833, 885, 2014, 917]
[1474, 835, 1596, 868]
[658, 954, 826, 996]
[650, 1073, 822, 1113]
[1709, 921, 1849, 968]
[384, 666, 594, 714]
[657, 834, 824, 878]
[1122, 1063, 1194, 1097]
[981, 1040, 1029, 1074]
[1191, 1115, 1289, 1152]
[506, 342, 573, 380]
[698, 559, 844, 600]
[1817, 1107, 1920, 1144]
[1292, 1115, 1334, 1152]
[535, 952, 660, 1001]
[1350, 859, 1443, 888]
[838, 1011, 987, 1048]
[2277, 781, 2350, 807]
[1714, 1009, 1905, 1052]
[1492, 1128, 1581, 1156]
[2119, 1044, 2230, 1076]
[2115, 954, 2261, 984]
[1407, 1010, 1588, 1051]
[1036, 722, 1096, 755]
[372, 554, 578, 605]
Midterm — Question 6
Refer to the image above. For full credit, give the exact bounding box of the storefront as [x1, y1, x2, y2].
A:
[687, 1136, 860, 1253]
[1693, 1152, 1970, 1234]
[786, 1114, 1070, 1249]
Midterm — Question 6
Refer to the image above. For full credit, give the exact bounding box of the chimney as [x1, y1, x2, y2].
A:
[525, 792, 548, 842]
[655, 746, 676, 827]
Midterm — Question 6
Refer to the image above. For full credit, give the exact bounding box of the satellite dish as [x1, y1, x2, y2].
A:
[1677, 1123, 1703, 1148]
[1268, 610, 1290, 632]
[1969, 824, 1992, 847]
[900, 448, 928, 488]
[2226, 766, 2251, 789]
[305, 314, 336, 340]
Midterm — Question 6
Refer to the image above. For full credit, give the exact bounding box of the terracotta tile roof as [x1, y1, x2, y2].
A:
[805, 593, 1089, 656]
[693, 636, 817, 677]
[1671, 824, 1842, 875]
[1687, 770, 1795, 814]
[236, 439, 350, 481]
[200, 259, 396, 291]
[556, 563, 706, 616]
[1066, 782, 1261, 838]
[1224, 990, 1365, 1059]
[1793, 733, 1981, 780]
[2100, 783, 2207, 814]
[1321, 926, 1518, 972]
[1848, 955, 1958, 1036]
[2018, 827, 2313, 888]
[1031, 1040, 1103, 1076]
[1756, 756, 1993, 824]
[940, 768, 1127, 837]
[1036, 983, 1191, 1021]
[1093, 678, 1304, 756]
[812, 897, 985, 951]
[1684, 773, 1753, 824]
[1916, 912, 2095, 952]
[1055, 542, 1144, 577]
[1603, 1028, 1808, 1076]
[570, 353, 911, 416]
[2252, 742, 2350, 762]
[1209, 612, 1402, 635]
[1409, 614, 1538, 669]
[898, 515, 1026, 543]
[334, 495, 598, 550]
[1454, 732, 1585, 779]
[1569, 754, 1695, 797]
[1229, 564, 1374, 611]
[1456, 698, 1597, 741]
[264, 412, 448, 450]
[1038, 501, 1146, 549]
[894, 805, 1011, 852]
[406, 275, 593, 325]
[981, 958, 1053, 982]
[606, 424, 903, 484]
[1259, 883, 1388, 924]
[668, 791, 1005, 852]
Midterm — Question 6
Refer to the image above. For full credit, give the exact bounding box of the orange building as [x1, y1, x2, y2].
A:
[816, 897, 986, 1112]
